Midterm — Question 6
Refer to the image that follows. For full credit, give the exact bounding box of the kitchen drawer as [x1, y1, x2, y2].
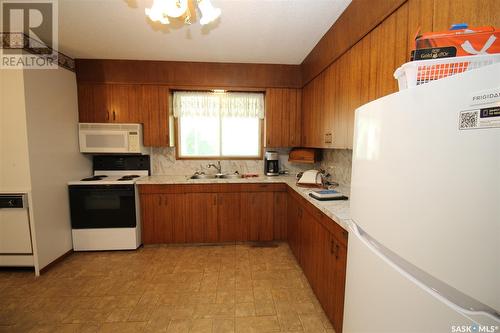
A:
[239, 183, 287, 192]
[138, 183, 287, 194]
[139, 184, 221, 194]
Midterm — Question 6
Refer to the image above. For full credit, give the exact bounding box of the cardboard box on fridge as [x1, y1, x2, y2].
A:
[415, 26, 500, 57]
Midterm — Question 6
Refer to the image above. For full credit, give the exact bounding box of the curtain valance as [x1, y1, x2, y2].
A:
[173, 91, 264, 119]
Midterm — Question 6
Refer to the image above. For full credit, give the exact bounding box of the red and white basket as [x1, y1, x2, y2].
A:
[394, 54, 500, 90]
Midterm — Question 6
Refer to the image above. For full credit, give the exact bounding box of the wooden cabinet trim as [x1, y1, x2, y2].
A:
[76, 59, 302, 89]
[138, 183, 286, 194]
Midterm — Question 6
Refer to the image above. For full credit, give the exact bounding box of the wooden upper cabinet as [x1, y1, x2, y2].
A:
[368, 2, 408, 101]
[300, 3, 409, 150]
[302, 71, 330, 148]
[323, 64, 337, 149]
[78, 83, 111, 123]
[77, 83, 170, 147]
[108, 85, 139, 123]
[431, 0, 500, 31]
[265, 88, 302, 148]
[78, 84, 138, 123]
[139, 85, 170, 147]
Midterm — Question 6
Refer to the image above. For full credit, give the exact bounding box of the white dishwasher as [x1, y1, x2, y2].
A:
[0, 194, 34, 266]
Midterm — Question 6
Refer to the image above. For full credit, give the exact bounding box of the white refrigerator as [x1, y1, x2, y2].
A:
[345, 63, 500, 333]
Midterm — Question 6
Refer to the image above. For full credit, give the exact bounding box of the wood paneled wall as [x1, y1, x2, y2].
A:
[301, 0, 500, 86]
[75, 59, 302, 88]
[301, 0, 406, 85]
[300, 0, 500, 149]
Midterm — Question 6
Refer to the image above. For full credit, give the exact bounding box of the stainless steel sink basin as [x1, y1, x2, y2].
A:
[189, 174, 217, 179]
[189, 172, 242, 180]
[218, 173, 242, 179]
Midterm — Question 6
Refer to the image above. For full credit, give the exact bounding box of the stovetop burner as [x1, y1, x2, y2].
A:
[117, 175, 141, 181]
[81, 175, 108, 181]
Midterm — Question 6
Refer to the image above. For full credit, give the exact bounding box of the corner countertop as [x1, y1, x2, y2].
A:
[136, 175, 351, 230]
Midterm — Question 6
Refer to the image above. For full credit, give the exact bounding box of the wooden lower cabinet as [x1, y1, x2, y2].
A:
[287, 194, 301, 259]
[139, 184, 284, 244]
[140, 193, 184, 244]
[184, 193, 218, 243]
[241, 192, 274, 241]
[217, 193, 244, 242]
[273, 192, 288, 240]
[287, 189, 348, 333]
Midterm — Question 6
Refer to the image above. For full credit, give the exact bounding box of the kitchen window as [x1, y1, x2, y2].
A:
[174, 91, 264, 159]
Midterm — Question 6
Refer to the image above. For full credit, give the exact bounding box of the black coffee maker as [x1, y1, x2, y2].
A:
[264, 151, 279, 176]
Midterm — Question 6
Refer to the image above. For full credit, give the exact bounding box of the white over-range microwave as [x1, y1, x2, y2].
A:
[78, 123, 148, 154]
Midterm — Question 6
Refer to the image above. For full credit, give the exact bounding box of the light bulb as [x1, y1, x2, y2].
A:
[165, 0, 188, 18]
[198, 0, 221, 25]
[145, 0, 170, 24]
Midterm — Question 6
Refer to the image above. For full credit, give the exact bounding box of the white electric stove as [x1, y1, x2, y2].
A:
[68, 155, 150, 251]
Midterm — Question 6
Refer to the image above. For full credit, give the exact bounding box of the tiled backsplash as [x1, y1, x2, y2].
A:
[150, 148, 314, 176]
[320, 149, 353, 186]
[150, 147, 353, 186]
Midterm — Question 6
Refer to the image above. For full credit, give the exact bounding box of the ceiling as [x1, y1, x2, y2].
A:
[58, 0, 351, 64]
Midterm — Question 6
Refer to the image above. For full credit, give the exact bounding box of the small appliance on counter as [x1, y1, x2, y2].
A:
[296, 169, 324, 187]
[68, 155, 150, 251]
[264, 151, 280, 176]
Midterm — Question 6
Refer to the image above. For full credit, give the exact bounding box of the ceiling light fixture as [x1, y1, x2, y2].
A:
[145, 0, 221, 26]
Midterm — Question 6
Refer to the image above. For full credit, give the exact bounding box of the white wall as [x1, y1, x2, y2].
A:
[23, 68, 91, 269]
[0, 69, 31, 192]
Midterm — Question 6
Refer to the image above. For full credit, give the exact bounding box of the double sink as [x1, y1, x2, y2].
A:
[189, 172, 242, 180]
[189, 161, 243, 180]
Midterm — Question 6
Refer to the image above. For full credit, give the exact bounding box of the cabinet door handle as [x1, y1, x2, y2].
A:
[335, 243, 340, 259]
[213, 195, 217, 206]
[106, 111, 110, 121]
[113, 110, 116, 121]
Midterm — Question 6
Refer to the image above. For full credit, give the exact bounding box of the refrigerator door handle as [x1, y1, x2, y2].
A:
[346, 219, 500, 324]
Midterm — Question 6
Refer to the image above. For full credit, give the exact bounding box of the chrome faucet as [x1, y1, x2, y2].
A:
[208, 161, 222, 174]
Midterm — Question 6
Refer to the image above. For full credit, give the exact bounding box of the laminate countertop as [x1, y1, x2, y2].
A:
[136, 175, 351, 230]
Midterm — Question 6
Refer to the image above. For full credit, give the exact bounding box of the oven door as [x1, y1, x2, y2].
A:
[68, 185, 136, 229]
